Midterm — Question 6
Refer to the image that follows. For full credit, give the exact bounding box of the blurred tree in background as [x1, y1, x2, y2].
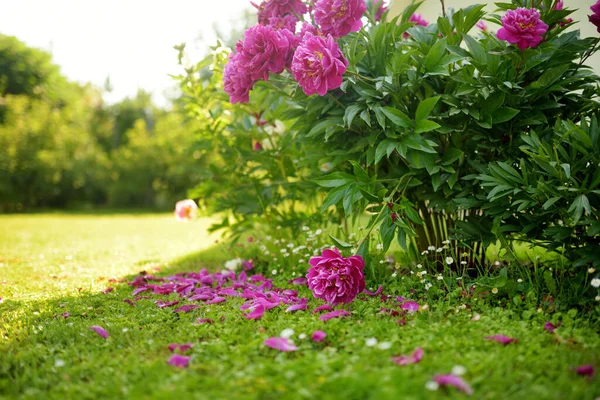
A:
[0, 34, 201, 212]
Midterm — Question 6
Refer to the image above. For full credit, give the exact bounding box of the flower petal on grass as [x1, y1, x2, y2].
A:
[392, 347, 423, 366]
[286, 302, 308, 312]
[245, 304, 266, 320]
[206, 296, 227, 304]
[101, 287, 114, 294]
[61, 312, 69, 318]
[89, 325, 109, 338]
[363, 285, 383, 296]
[400, 301, 419, 312]
[174, 304, 200, 313]
[194, 318, 214, 325]
[319, 309, 351, 321]
[168, 343, 194, 353]
[156, 300, 180, 308]
[312, 330, 327, 342]
[574, 364, 595, 379]
[484, 334, 517, 345]
[264, 337, 298, 352]
[544, 321, 561, 333]
[132, 287, 150, 296]
[434, 374, 473, 396]
[312, 304, 334, 314]
[123, 299, 135, 307]
[288, 277, 308, 285]
[168, 354, 190, 368]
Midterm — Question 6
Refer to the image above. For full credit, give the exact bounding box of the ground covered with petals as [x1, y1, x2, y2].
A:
[1, 214, 599, 399]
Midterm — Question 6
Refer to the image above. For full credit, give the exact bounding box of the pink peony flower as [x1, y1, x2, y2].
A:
[496, 8, 548, 50]
[253, 0, 308, 26]
[299, 22, 323, 38]
[403, 14, 429, 38]
[373, 0, 387, 22]
[554, 0, 564, 10]
[306, 247, 365, 304]
[236, 25, 296, 82]
[591, 1, 600, 33]
[314, 0, 366, 38]
[268, 15, 299, 32]
[223, 53, 255, 104]
[174, 199, 198, 221]
[291, 34, 348, 96]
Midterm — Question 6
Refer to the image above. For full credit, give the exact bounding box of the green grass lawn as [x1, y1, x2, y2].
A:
[1, 213, 598, 399]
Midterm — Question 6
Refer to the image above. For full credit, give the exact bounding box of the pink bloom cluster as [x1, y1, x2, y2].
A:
[306, 248, 365, 305]
[591, 1, 600, 33]
[314, 0, 366, 38]
[496, 8, 548, 50]
[223, 0, 366, 102]
[291, 33, 348, 96]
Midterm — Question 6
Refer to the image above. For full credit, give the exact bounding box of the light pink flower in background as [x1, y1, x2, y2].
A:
[264, 337, 298, 351]
[496, 8, 548, 49]
[373, 0, 387, 22]
[268, 15, 299, 32]
[299, 22, 322, 38]
[314, 0, 366, 38]
[403, 14, 429, 38]
[574, 364, 595, 379]
[476, 20, 488, 32]
[174, 199, 198, 221]
[433, 374, 473, 395]
[306, 247, 364, 304]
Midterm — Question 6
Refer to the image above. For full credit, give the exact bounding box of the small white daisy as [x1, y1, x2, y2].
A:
[365, 338, 378, 347]
[427, 246, 436, 251]
[425, 381, 439, 391]
[280, 328, 295, 338]
[376, 243, 384, 250]
[517, 278, 523, 283]
[445, 257, 454, 265]
[271, 269, 278, 275]
[298, 333, 307, 340]
[592, 278, 600, 288]
[589, 268, 596, 273]
[416, 264, 423, 269]
[451, 365, 467, 376]
[436, 248, 444, 253]
[377, 341, 392, 350]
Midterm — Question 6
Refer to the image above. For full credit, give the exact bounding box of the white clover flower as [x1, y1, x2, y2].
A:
[492, 288, 499, 294]
[460, 260, 467, 265]
[299, 259, 305, 264]
[377, 342, 392, 350]
[280, 328, 295, 338]
[260, 245, 267, 251]
[376, 243, 384, 250]
[54, 359, 65, 368]
[271, 269, 278, 275]
[417, 264, 423, 269]
[315, 229, 323, 235]
[302, 226, 309, 231]
[287, 243, 294, 248]
[592, 278, 600, 288]
[280, 249, 288, 254]
[425, 283, 432, 290]
[596, 296, 600, 301]
[445, 257, 454, 265]
[494, 261, 501, 266]
[365, 338, 378, 347]
[517, 278, 523, 283]
[451, 365, 467, 376]
[425, 381, 439, 391]
[589, 268, 596, 273]
[442, 240, 450, 245]
[392, 273, 397, 278]
[224, 258, 243, 272]
[298, 333, 307, 340]
[437, 275, 443, 281]
[427, 246, 436, 251]
[436, 248, 444, 253]
[421, 251, 428, 255]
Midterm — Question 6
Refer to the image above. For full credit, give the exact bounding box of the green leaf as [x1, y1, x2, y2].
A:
[343, 105, 362, 128]
[307, 117, 343, 137]
[531, 64, 570, 89]
[441, 147, 463, 165]
[567, 194, 591, 224]
[424, 38, 447, 72]
[463, 34, 486, 65]
[380, 107, 412, 128]
[542, 197, 561, 210]
[415, 96, 441, 121]
[415, 120, 441, 133]
[374, 139, 397, 164]
[313, 172, 355, 188]
[329, 235, 353, 249]
[492, 107, 520, 124]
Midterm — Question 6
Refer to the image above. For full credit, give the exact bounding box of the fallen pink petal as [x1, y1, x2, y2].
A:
[168, 354, 191, 368]
[434, 374, 473, 396]
[206, 296, 227, 304]
[286, 302, 308, 312]
[485, 334, 517, 345]
[400, 301, 419, 312]
[61, 312, 69, 318]
[101, 287, 114, 293]
[264, 337, 298, 352]
[574, 364, 595, 379]
[392, 347, 423, 366]
[245, 304, 265, 320]
[363, 285, 383, 296]
[89, 325, 109, 338]
[288, 277, 308, 285]
[168, 343, 194, 353]
[312, 330, 327, 342]
[156, 300, 180, 308]
[312, 304, 334, 314]
[544, 321, 562, 333]
[319, 309, 351, 321]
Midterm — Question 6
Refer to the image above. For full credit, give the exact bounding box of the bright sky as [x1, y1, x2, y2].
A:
[0, 0, 253, 107]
